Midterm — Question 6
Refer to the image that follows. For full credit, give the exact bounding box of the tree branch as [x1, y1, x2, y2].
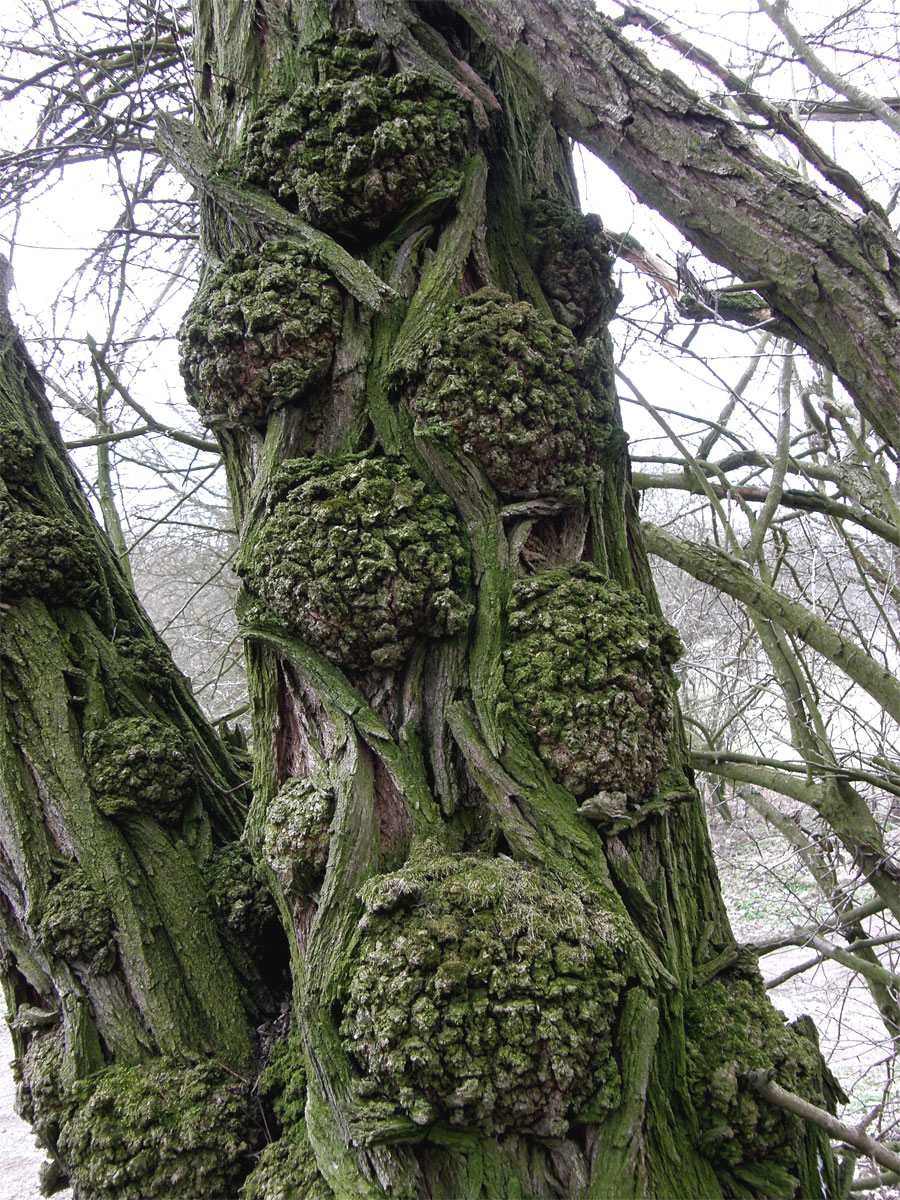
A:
[747, 1074, 900, 1177]
[438, 0, 900, 453]
[644, 522, 900, 722]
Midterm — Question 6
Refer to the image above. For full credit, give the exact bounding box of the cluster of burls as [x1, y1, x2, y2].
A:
[406, 288, 611, 499]
[341, 848, 628, 1136]
[503, 564, 682, 798]
[237, 455, 473, 668]
[237, 31, 470, 241]
[84, 716, 196, 823]
[178, 241, 343, 427]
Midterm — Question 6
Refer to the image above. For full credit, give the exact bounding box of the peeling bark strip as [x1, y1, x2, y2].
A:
[431, 0, 900, 453]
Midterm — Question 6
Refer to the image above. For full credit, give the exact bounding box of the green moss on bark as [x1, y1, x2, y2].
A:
[84, 716, 197, 823]
[0, 419, 41, 488]
[240, 1132, 334, 1200]
[523, 198, 620, 332]
[236, 31, 470, 242]
[178, 241, 343, 428]
[404, 288, 612, 499]
[203, 844, 280, 945]
[55, 1059, 259, 1200]
[16, 1025, 65, 1150]
[263, 777, 335, 896]
[340, 847, 629, 1135]
[240, 1023, 333, 1199]
[0, 507, 100, 606]
[503, 564, 681, 798]
[237, 455, 473, 668]
[37, 866, 117, 973]
[684, 975, 825, 1180]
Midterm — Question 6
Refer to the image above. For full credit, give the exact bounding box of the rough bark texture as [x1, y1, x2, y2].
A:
[171, 1, 837, 1196]
[432, 0, 900, 457]
[0, 297, 288, 1196]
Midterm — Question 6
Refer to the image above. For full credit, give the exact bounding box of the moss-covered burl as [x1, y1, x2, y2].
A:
[236, 30, 470, 241]
[84, 716, 197, 823]
[237, 454, 473, 668]
[341, 847, 630, 1136]
[18, 1034, 259, 1200]
[504, 564, 682, 797]
[178, 240, 343, 427]
[405, 287, 613, 499]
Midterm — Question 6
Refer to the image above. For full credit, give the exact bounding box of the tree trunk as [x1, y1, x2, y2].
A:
[169, 2, 841, 1197]
[0, 292, 288, 1195]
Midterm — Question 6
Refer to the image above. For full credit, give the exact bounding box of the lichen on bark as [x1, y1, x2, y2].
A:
[237, 454, 473, 668]
[340, 845, 630, 1136]
[503, 563, 682, 798]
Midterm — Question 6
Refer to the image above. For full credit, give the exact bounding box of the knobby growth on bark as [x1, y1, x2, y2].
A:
[0, 1, 861, 1197]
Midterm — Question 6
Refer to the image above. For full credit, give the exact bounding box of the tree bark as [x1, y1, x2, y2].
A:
[430, 0, 900, 455]
[169, 3, 844, 1196]
[0, 291, 286, 1196]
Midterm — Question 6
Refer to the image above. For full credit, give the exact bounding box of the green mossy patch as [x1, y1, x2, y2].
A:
[340, 847, 628, 1136]
[84, 716, 196, 823]
[36, 866, 117, 973]
[257, 1025, 307, 1130]
[237, 455, 473, 668]
[0, 419, 41, 488]
[524, 198, 619, 332]
[684, 975, 824, 1177]
[405, 288, 612, 499]
[55, 1059, 259, 1200]
[236, 31, 470, 242]
[178, 241, 343, 428]
[16, 1024, 65, 1149]
[240, 1025, 333, 1198]
[503, 564, 681, 798]
[0, 506, 100, 607]
[240, 1132, 333, 1200]
[203, 844, 280, 946]
[110, 620, 179, 688]
[263, 777, 335, 896]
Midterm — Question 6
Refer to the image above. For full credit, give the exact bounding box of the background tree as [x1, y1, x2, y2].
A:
[2, 1, 898, 1197]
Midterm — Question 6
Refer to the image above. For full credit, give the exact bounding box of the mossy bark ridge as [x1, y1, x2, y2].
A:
[0, 295, 286, 1195]
[179, 3, 841, 1196]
